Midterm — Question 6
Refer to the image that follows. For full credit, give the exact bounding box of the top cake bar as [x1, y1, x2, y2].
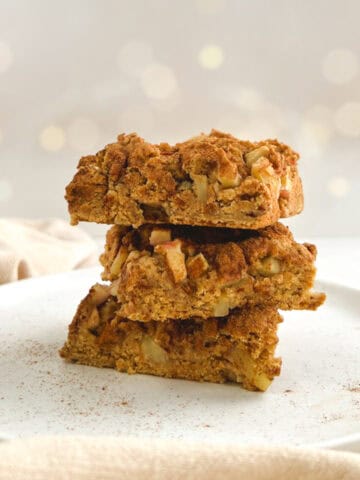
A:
[65, 130, 303, 229]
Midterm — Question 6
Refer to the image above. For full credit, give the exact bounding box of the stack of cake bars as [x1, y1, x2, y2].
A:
[60, 130, 325, 391]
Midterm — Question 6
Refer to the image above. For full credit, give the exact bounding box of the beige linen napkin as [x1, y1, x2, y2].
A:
[0, 436, 359, 480]
[0, 218, 98, 284]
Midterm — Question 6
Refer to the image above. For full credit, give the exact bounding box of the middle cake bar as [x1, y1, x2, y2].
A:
[100, 222, 325, 321]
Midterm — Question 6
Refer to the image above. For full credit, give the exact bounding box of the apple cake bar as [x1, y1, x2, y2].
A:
[100, 222, 325, 321]
[65, 130, 303, 229]
[60, 284, 282, 392]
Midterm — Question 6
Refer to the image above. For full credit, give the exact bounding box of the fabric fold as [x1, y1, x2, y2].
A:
[0, 218, 98, 284]
[0, 436, 359, 480]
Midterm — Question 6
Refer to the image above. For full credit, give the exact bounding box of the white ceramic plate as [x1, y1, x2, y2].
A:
[1, 268, 359, 449]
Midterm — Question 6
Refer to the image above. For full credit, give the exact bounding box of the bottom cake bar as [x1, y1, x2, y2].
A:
[60, 284, 282, 391]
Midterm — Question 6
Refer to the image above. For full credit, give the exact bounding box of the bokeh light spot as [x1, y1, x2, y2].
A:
[39, 126, 66, 152]
[327, 177, 350, 197]
[302, 121, 331, 145]
[198, 45, 223, 70]
[141, 64, 178, 100]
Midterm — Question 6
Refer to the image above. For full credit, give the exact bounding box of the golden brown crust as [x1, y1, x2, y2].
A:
[100, 222, 326, 321]
[65, 130, 303, 229]
[60, 284, 282, 391]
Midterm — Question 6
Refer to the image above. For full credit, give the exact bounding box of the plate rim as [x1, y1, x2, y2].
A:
[1, 270, 359, 450]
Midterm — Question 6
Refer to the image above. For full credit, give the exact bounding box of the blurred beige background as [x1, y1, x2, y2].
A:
[0, 0, 359, 237]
